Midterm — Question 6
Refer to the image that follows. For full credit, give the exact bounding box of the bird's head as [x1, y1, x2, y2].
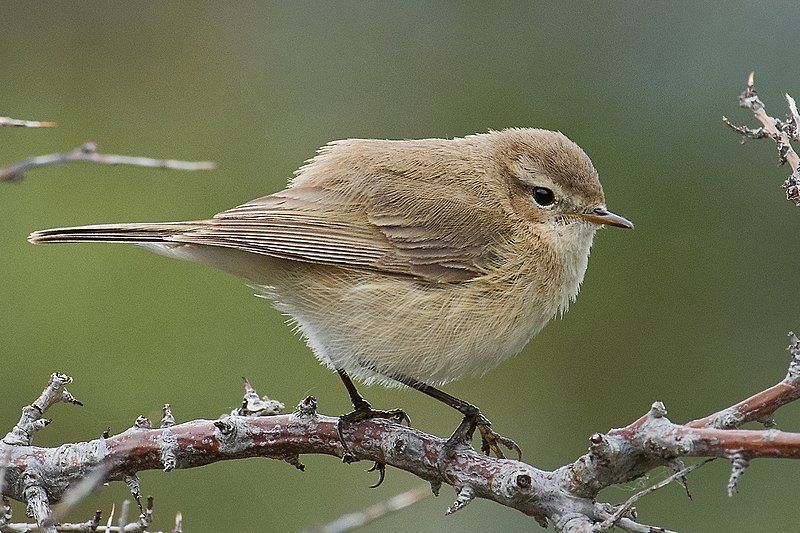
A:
[490, 128, 633, 233]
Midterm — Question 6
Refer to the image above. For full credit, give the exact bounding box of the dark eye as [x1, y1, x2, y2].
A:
[532, 187, 555, 207]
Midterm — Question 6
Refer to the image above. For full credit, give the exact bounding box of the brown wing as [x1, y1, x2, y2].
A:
[172, 178, 505, 282]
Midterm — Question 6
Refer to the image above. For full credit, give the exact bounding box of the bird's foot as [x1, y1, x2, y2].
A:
[438, 407, 522, 472]
[337, 399, 410, 487]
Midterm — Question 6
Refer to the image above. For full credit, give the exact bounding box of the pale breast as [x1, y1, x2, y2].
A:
[264, 231, 593, 386]
[165, 225, 596, 387]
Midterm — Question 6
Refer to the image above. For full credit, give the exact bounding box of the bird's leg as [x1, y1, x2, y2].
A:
[392, 374, 522, 462]
[336, 369, 410, 487]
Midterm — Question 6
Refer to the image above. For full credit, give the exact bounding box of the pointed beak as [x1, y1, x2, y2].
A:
[572, 208, 634, 229]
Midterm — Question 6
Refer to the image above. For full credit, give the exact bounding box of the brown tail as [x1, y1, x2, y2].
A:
[28, 222, 204, 244]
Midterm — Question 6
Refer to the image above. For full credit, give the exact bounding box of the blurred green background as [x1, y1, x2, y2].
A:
[2, 1, 800, 531]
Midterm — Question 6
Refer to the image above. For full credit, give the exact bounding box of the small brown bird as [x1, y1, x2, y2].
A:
[29, 128, 632, 467]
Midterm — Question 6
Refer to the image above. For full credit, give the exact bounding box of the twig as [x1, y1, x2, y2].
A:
[1, 496, 162, 532]
[724, 72, 800, 205]
[0, 141, 215, 183]
[305, 484, 431, 533]
[171, 512, 182, 533]
[594, 459, 715, 531]
[3, 372, 82, 447]
[0, 116, 56, 128]
[688, 331, 800, 429]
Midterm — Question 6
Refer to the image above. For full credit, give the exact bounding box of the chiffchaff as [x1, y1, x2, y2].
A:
[30, 128, 632, 463]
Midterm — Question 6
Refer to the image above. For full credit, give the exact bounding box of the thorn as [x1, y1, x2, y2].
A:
[2, 496, 12, 522]
[160, 404, 175, 428]
[589, 432, 610, 459]
[284, 454, 305, 471]
[133, 416, 152, 430]
[648, 401, 667, 419]
[101, 427, 111, 439]
[124, 475, 143, 513]
[747, 71, 755, 89]
[429, 480, 442, 497]
[787, 332, 800, 380]
[172, 511, 183, 533]
[32, 419, 52, 432]
[445, 486, 475, 515]
[142, 496, 154, 526]
[296, 396, 318, 417]
[727, 454, 749, 497]
[60, 388, 83, 407]
[236, 377, 284, 416]
[80, 141, 98, 154]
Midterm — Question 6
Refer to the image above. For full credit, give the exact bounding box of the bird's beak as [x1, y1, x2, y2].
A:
[572, 208, 634, 229]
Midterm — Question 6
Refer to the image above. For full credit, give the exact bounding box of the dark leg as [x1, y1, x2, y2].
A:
[392, 374, 521, 461]
[337, 369, 369, 410]
[335, 369, 410, 487]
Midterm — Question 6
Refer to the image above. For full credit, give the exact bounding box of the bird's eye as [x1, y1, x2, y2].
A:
[532, 187, 555, 207]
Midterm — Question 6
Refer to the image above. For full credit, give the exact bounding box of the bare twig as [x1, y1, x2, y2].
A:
[171, 512, 182, 533]
[1, 495, 162, 532]
[724, 72, 800, 205]
[0, 116, 56, 128]
[305, 484, 431, 533]
[594, 459, 714, 531]
[3, 373, 82, 447]
[0, 141, 215, 183]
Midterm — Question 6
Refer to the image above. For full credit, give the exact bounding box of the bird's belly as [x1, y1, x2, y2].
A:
[144, 245, 562, 386]
[266, 267, 556, 387]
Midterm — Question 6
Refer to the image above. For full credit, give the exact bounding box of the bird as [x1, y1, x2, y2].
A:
[29, 128, 632, 472]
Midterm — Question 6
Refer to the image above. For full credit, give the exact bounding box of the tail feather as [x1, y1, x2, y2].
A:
[28, 222, 203, 244]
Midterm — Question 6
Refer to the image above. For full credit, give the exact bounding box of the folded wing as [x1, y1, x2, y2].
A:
[31, 176, 505, 283]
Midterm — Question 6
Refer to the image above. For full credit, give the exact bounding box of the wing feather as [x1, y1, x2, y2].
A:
[165, 177, 505, 282]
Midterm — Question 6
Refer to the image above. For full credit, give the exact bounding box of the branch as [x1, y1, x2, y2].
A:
[0, 141, 215, 183]
[5, 77, 800, 531]
[687, 331, 800, 429]
[5, 339, 800, 533]
[724, 72, 800, 205]
[0, 116, 56, 128]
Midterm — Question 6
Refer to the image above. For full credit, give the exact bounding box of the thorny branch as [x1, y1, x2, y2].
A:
[4, 77, 800, 531]
[0, 141, 215, 183]
[4, 342, 800, 533]
[723, 71, 800, 205]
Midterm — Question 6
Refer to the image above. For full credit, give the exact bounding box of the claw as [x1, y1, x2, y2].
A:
[438, 408, 522, 472]
[367, 461, 387, 488]
[478, 423, 522, 460]
[337, 401, 411, 486]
